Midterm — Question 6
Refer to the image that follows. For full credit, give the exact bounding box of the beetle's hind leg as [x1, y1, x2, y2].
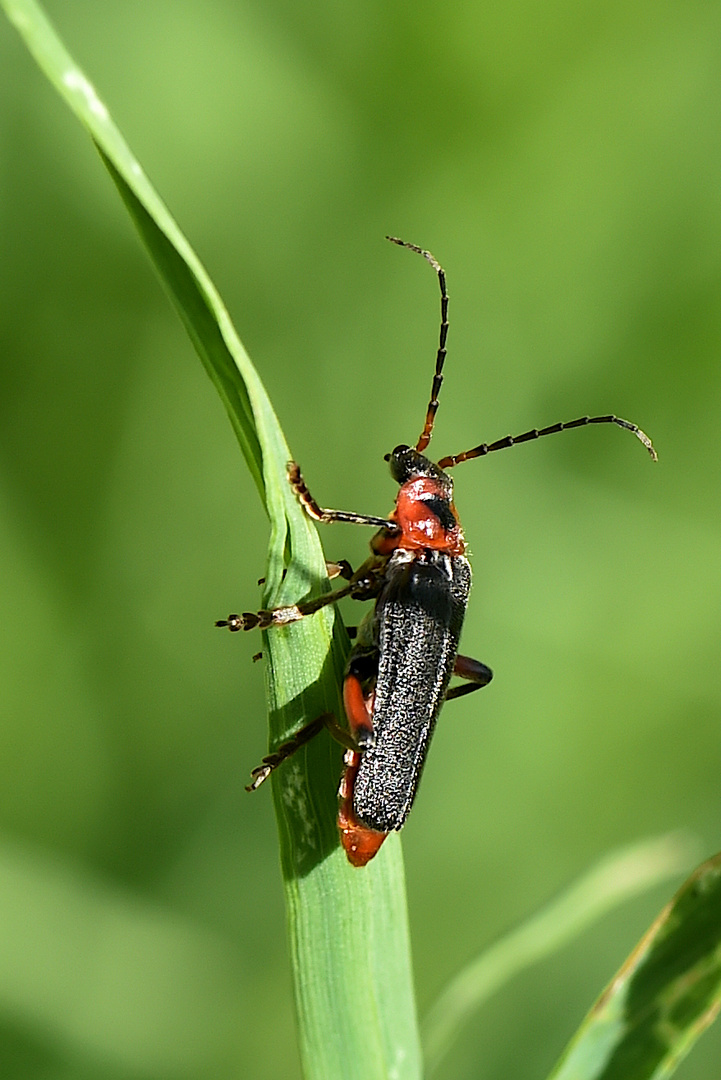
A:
[246, 712, 358, 791]
[444, 654, 493, 701]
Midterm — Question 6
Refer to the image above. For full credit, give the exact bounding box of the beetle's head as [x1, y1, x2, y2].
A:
[385, 445, 452, 494]
[384, 444, 463, 552]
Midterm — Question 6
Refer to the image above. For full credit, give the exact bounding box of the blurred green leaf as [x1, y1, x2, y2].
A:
[4, 1, 267, 496]
[423, 832, 699, 1075]
[0, 0, 422, 1076]
[548, 849, 721, 1080]
[0, 836, 241, 1074]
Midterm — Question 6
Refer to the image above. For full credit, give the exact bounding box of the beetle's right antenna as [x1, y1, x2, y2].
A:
[437, 414, 658, 468]
[387, 237, 448, 454]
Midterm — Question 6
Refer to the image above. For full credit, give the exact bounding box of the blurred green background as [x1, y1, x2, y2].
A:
[1, 1, 720, 1077]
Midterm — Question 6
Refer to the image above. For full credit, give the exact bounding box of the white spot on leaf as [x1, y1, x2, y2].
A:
[283, 762, 318, 849]
[62, 70, 109, 121]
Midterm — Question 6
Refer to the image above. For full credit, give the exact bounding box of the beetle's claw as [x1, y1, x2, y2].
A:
[246, 765, 272, 791]
[215, 613, 259, 632]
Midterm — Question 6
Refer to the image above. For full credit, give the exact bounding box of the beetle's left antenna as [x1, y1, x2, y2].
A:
[387, 237, 448, 454]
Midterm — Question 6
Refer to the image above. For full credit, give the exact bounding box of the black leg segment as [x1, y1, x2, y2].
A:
[288, 462, 397, 530]
[444, 653, 493, 701]
[246, 711, 358, 790]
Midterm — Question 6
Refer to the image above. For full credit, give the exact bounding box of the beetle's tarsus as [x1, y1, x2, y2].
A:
[246, 765, 272, 791]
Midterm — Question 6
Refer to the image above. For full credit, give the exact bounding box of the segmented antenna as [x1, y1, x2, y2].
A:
[437, 414, 658, 468]
[387, 237, 657, 467]
[386, 237, 448, 454]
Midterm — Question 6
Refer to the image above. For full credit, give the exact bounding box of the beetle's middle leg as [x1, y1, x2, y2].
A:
[444, 654, 493, 701]
[216, 568, 385, 631]
[216, 579, 359, 632]
[217, 557, 386, 633]
[258, 560, 353, 587]
[326, 559, 354, 580]
[246, 712, 358, 790]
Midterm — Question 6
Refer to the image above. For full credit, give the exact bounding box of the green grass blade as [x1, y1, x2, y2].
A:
[422, 833, 698, 1075]
[547, 848, 721, 1080]
[2, 1, 422, 1076]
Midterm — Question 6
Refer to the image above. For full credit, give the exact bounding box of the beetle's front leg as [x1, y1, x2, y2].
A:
[288, 462, 398, 531]
[444, 654, 493, 701]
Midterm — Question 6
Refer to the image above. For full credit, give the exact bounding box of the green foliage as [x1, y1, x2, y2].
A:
[2, 0, 721, 1078]
[2, 2, 420, 1078]
[423, 833, 699, 1076]
[549, 852, 721, 1080]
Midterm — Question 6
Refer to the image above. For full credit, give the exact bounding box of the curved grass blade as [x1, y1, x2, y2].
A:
[1, 2, 422, 1077]
[423, 833, 699, 1076]
[548, 848, 721, 1080]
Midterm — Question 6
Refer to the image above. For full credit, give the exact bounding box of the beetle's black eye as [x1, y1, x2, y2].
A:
[385, 444, 409, 464]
